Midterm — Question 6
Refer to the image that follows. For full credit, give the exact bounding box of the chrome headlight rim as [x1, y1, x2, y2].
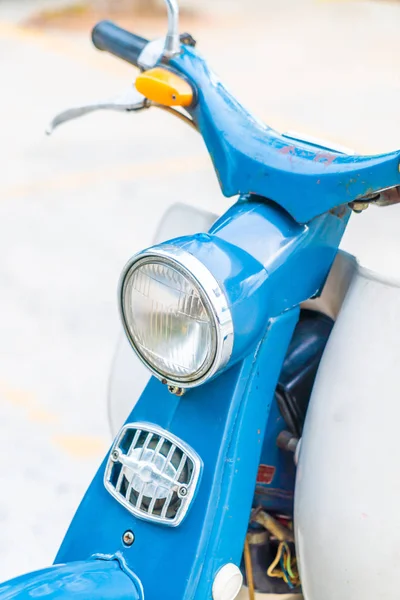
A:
[121, 254, 219, 383]
[119, 245, 234, 388]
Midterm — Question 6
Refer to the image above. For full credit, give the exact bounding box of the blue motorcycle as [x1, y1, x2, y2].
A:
[3, 2, 400, 599]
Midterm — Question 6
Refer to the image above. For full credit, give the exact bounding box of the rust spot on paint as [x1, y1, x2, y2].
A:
[330, 205, 348, 219]
[313, 152, 337, 166]
[279, 145, 296, 155]
[354, 187, 376, 200]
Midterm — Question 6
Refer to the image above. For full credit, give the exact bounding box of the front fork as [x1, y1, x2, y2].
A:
[54, 308, 299, 599]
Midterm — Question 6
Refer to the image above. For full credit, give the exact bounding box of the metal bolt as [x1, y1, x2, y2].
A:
[111, 449, 120, 462]
[180, 33, 197, 47]
[349, 200, 369, 213]
[168, 385, 185, 397]
[122, 530, 135, 546]
[178, 486, 188, 498]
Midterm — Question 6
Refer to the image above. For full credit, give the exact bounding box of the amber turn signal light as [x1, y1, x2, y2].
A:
[135, 67, 194, 107]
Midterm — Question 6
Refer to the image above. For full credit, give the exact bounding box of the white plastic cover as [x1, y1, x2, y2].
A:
[295, 264, 400, 600]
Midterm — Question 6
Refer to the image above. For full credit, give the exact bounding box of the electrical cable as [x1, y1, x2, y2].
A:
[244, 536, 256, 600]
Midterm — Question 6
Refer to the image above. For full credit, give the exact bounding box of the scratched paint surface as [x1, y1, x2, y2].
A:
[0, 0, 399, 587]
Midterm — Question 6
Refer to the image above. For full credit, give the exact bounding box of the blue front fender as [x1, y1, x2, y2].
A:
[0, 555, 143, 600]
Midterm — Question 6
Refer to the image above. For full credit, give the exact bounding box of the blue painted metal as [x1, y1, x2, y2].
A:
[170, 47, 400, 223]
[53, 195, 349, 599]
[1, 174, 351, 599]
[56, 309, 299, 600]
[164, 196, 350, 366]
[0, 556, 142, 600]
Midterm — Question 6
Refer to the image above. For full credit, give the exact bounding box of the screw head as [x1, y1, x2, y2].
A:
[111, 449, 120, 462]
[122, 530, 135, 546]
[178, 486, 188, 498]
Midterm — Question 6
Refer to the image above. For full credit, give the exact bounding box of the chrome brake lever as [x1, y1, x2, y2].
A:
[46, 85, 148, 135]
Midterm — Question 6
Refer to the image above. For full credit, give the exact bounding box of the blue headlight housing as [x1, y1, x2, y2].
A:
[119, 195, 350, 389]
[118, 227, 271, 389]
[119, 242, 236, 388]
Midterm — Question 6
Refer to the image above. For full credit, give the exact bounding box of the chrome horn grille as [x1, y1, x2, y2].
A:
[104, 422, 202, 526]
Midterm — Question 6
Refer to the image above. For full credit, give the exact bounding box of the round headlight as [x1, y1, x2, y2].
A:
[119, 246, 233, 387]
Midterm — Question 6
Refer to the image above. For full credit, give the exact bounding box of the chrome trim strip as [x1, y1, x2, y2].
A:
[104, 422, 203, 527]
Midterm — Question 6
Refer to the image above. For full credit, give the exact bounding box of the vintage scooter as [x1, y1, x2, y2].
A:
[2, 1, 400, 599]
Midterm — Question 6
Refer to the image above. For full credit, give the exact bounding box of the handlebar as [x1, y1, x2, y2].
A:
[91, 21, 149, 68]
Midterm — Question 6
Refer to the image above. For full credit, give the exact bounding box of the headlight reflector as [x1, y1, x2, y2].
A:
[122, 259, 216, 381]
[119, 247, 234, 387]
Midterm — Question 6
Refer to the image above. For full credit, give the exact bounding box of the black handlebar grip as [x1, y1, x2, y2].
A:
[91, 21, 148, 67]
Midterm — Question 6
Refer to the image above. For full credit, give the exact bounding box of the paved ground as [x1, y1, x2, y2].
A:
[0, 0, 399, 586]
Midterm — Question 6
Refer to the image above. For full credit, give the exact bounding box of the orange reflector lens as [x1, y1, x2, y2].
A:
[135, 67, 194, 107]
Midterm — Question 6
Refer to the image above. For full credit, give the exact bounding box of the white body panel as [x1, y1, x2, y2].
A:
[295, 263, 400, 600]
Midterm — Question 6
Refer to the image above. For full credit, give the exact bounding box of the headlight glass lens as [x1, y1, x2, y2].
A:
[122, 259, 217, 382]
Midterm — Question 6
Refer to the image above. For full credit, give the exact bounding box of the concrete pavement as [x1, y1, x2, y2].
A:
[0, 0, 399, 584]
